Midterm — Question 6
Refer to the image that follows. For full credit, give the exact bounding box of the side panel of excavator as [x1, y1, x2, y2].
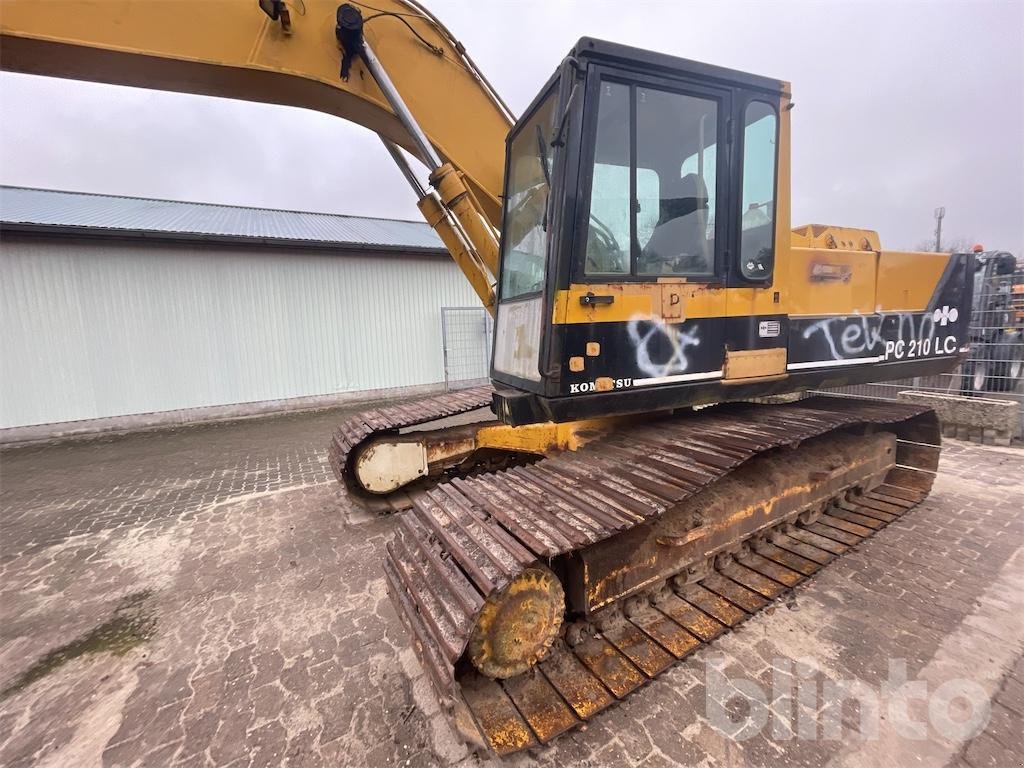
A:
[491, 39, 973, 426]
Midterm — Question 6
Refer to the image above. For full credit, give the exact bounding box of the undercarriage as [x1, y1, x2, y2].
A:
[330, 393, 940, 756]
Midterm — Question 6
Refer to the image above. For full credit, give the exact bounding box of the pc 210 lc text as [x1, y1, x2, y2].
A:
[884, 335, 958, 361]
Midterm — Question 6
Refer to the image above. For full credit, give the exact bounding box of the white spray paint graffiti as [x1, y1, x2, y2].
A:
[802, 314, 888, 360]
[801, 311, 958, 361]
[627, 317, 701, 377]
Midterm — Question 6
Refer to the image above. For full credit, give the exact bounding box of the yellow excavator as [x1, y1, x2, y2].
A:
[2, 0, 975, 755]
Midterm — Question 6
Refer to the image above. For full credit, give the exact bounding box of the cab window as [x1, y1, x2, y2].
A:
[636, 86, 717, 276]
[584, 80, 719, 279]
[680, 144, 716, 246]
[584, 81, 630, 275]
[739, 100, 778, 279]
[500, 89, 557, 299]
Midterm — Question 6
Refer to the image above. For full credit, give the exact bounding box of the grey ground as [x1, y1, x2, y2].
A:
[0, 400, 1021, 768]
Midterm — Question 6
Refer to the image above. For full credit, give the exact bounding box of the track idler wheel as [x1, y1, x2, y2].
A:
[467, 566, 564, 679]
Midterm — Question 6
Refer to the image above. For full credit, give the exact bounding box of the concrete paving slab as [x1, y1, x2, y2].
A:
[0, 407, 1022, 767]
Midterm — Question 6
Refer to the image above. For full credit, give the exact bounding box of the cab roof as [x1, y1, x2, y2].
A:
[572, 37, 786, 96]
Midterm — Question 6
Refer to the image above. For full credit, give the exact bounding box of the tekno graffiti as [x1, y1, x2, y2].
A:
[801, 311, 958, 361]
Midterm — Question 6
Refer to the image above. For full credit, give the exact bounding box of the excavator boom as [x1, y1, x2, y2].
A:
[0, 0, 509, 308]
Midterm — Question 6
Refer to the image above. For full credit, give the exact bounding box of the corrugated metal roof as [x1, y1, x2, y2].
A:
[0, 185, 446, 252]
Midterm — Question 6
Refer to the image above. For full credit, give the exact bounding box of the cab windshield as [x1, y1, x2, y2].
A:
[499, 89, 557, 300]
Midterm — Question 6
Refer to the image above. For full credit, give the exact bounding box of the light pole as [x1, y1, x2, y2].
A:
[934, 206, 946, 252]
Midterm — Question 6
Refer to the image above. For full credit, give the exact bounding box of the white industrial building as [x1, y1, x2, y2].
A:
[0, 186, 484, 442]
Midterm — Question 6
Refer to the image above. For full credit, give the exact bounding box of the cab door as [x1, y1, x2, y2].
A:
[555, 70, 732, 397]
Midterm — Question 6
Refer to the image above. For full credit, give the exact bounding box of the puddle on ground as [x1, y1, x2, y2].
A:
[1, 590, 156, 700]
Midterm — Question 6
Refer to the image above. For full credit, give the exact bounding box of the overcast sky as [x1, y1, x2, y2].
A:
[1, 0, 1021, 253]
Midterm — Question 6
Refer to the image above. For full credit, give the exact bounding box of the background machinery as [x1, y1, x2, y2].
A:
[962, 250, 1023, 394]
[1, 0, 974, 755]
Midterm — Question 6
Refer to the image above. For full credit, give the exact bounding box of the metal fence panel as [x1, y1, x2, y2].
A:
[441, 306, 492, 390]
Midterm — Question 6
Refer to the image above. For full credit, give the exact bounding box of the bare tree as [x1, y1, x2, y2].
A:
[913, 236, 977, 253]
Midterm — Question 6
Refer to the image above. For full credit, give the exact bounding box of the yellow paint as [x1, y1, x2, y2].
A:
[553, 283, 727, 324]
[586, 342, 601, 357]
[787, 247, 877, 316]
[553, 283, 792, 324]
[569, 356, 585, 372]
[725, 285, 786, 320]
[791, 224, 880, 252]
[430, 163, 500, 277]
[475, 415, 639, 454]
[588, 553, 660, 609]
[773, 90, 794, 273]
[553, 239, 948, 326]
[876, 250, 950, 311]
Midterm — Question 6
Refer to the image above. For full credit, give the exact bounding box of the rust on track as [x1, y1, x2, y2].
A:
[383, 397, 941, 756]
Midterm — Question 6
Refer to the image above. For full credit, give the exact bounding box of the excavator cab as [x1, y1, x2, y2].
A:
[492, 39, 790, 425]
[492, 38, 973, 428]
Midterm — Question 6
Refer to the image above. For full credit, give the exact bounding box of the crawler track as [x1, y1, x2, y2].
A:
[327, 386, 494, 508]
[383, 397, 940, 755]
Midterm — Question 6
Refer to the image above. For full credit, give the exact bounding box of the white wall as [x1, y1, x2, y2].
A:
[0, 236, 480, 428]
